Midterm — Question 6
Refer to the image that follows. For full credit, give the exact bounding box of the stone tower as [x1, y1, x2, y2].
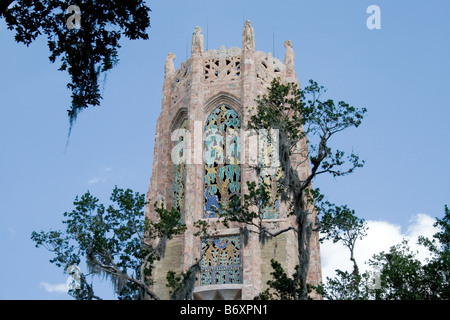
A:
[145, 21, 322, 300]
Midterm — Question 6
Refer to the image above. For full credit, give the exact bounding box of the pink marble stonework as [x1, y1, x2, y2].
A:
[145, 21, 322, 300]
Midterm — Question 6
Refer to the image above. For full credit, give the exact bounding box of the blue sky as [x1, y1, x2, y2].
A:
[0, 0, 449, 299]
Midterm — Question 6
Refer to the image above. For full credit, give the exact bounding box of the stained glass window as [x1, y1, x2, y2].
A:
[204, 104, 241, 218]
[258, 129, 282, 219]
[200, 235, 242, 286]
[173, 119, 188, 221]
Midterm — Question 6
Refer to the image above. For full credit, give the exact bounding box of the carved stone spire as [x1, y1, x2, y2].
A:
[191, 26, 204, 56]
[242, 20, 255, 51]
[284, 40, 294, 70]
[164, 52, 176, 76]
[284, 40, 296, 78]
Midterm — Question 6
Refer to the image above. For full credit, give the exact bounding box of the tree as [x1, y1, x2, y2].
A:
[319, 202, 368, 275]
[221, 78, 367, 299]
[258, 202, 373, 300]
[255, 259, 304, 300]
[371, 205, 450, 300]
[317, 205, 449, 300]
[31, 186, 202, 300]
[1, 0, 151, 131]
[418, 205, 450, 299]
[316, 202, 370, 299]
[368, 240, 428, 300]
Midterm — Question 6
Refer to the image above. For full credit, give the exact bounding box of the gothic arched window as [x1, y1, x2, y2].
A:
[258, 129, 282, 219]
[203, 104, 241, 218]
[172, 118, 188, 221]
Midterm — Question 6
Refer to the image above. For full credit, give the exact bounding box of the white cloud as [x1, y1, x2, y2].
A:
[87, 177, 101, 185]
[320, 213, 439, 281]
[40, 281, 68, 294]
[101, 166, 112, 172]
[87, 166, 113, 185]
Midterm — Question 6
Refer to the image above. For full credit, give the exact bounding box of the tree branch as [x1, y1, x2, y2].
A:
[88, 254, 160, 300]
[264, 225, 297, 238]
[0, 0, 13, 16]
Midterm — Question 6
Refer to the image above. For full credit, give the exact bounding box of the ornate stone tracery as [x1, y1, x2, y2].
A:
[200, 235, 242, 285]
[203, 46, 242, 83]
[255, 51, 285, 87]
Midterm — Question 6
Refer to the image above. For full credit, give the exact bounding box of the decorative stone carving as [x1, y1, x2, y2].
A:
[284, 40, 295, 72]
[255, 51, 285, 86]
[204, 46, 241, 59]
[171, 61, 191, 106]
[164, 52, 176, 76]
[242, 20, 255, 51]
[200, 235, 242, 285]
[204, 56, 241, 83]
[203, 46, 241, 83]
[191, 26, 204, 56]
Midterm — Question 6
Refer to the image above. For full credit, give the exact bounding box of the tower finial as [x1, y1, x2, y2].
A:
[164, 52, 176, 76]
[191, 26, 204, 56]
[242, 20, 255, 51]
[284, 40, 295, 73]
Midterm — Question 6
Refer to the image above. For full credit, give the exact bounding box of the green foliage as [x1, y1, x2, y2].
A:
[255, 260, 306, 300]
[219, 181, 286, 244]
[314, 269, 374, 300]
[222, 78, 367, 300]
[315, 200, 368, 298]
[370, 205, 449, 300]
[166, 266, 199, 300]
[319, 202, 368, 245]
[319, 200, 367, 274]
[2, 0, 151, 128]
[250, 78, 366, 191]
[147, 202, 187, 240]
[368, 240, 427, 300]
[261, 199, 449, 300]
[166, 270, 190, 295]
[417, 205, 450, 299]
[318, 205, 450, 300]
[31, 186, 186, 300]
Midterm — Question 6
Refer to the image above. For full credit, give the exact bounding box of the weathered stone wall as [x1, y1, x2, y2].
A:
[152, 237, 183, 300]
[260, 234, 288, 292]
